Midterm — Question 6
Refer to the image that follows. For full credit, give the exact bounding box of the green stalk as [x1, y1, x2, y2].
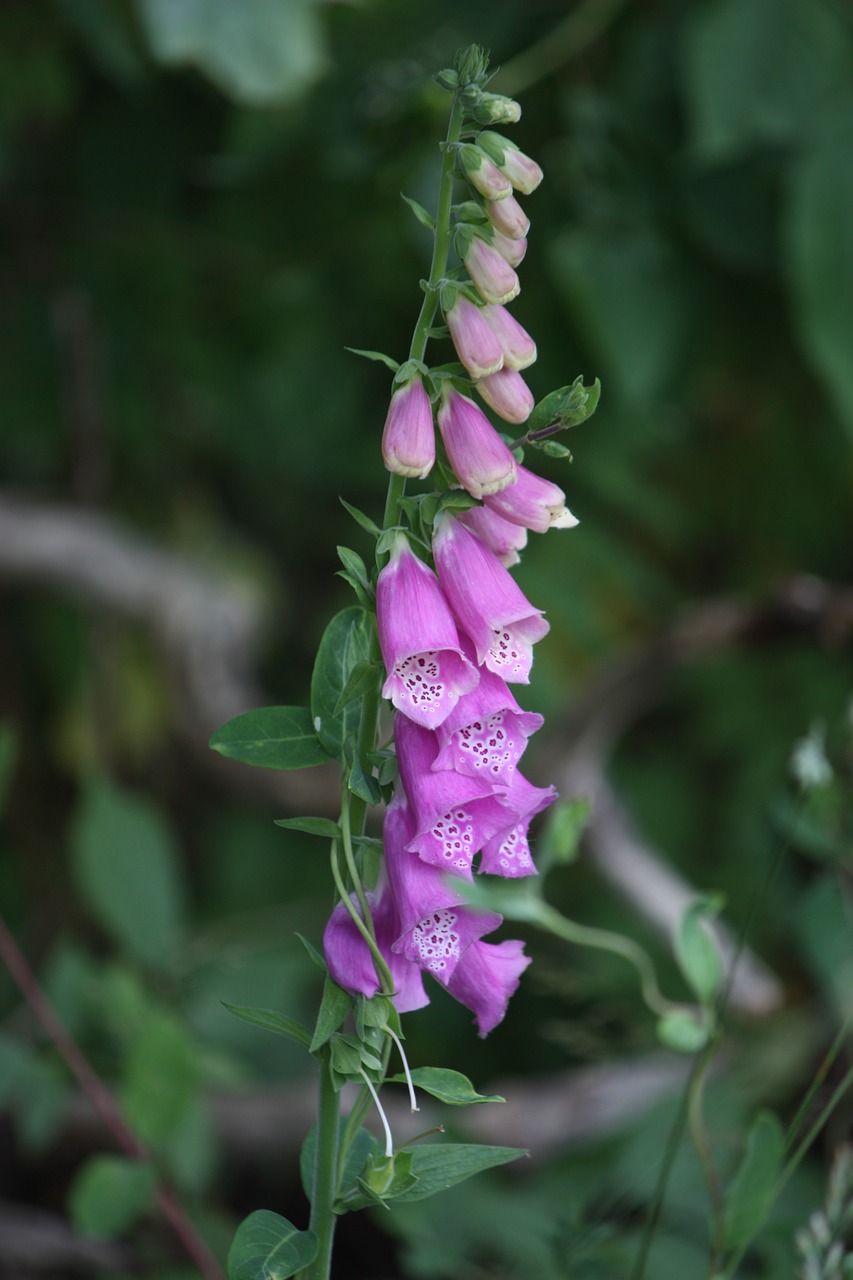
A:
[307, 1049, 341, 1280]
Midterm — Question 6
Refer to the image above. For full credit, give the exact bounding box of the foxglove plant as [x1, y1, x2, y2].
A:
[210, 45, 600, 1280]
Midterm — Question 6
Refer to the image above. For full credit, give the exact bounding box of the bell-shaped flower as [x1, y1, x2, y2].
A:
[457, 505, 528, 568]
[323, 872, 429, 1012]
[481, 304, 537, 372]
[484, 462, 579, 533]
[381, 375, 435, 479]
[462, 235, 520, 306]
[445, 938, 531, 1036]
[485, 192, 530, 241]
[479, 132, 544, 195]
[479, 772, 557, 878]
[383, 795, 501, 979]
[377, 533, 478, 727]
[490, 229, 527, 268]
[395, 714, 511, 877]
[436, 386, 516, 499]
[433, 511, 549, 682]
[445, 295, 503, 379]
[459, 144, 512, 200]
[476, 368, 534, 424]
[433, 650, 543, 787]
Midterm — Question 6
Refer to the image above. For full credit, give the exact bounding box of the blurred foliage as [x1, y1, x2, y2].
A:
[1, 0, 852, 1277]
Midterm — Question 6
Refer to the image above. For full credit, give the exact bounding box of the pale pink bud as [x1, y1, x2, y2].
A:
[490, 229, 527, 268]
[480, 132, 543, 195]
[437, 386, 516, 498]
[484, 462, 579, 533]
[459, 145, 512, 201]
[463, 236, 520, 306]
[381, 375, 435, 479]
[445, 295, 504, 378]
[457, 504, 528, 567]
[476, 368, 534, 424]
[485, 193, 530, 240]
[482, 304, 537, 371]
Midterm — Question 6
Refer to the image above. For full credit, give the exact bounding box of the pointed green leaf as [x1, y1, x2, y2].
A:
[389, 1067, 505, 1107]
[723, 1111, 785, 1249]
[68, 1155, 156, 1238]
[210, 706, 329, 770]
[348, 756, 381, 806]
[295, 933, 326, 970]
[227, 1209, 318, 1280]
[310, 608, 373, 763]
[401, 193, 435, 230]
[674, 896, 724, 1005]
[394, 1143, 527, 1202]
[274, 817, 341, 840]
[333, 660, 381, 716]
[309, 977, 352, 1053]
[222, 1003, 312, 1049]
[344, 346, 400, 372]
[339, 498, 381, 538]
[336, 546, 372, 594]
[536, 797, 591, 873]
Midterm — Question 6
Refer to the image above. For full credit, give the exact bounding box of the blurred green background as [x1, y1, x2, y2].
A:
[1, 1, 852, 1277]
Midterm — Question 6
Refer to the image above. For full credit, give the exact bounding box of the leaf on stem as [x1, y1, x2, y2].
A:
[210, 706, 329, 770]
[226, 1209, 318, 1280]
[222, 1003, 312, 1049]
[388, 1067, 505, 1106]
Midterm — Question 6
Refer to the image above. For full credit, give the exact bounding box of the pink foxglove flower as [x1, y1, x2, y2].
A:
[476, 368, 534, 424]
[437, 386, 516, 498]
[432, 652, 543, 787]
[445, 295, 503, 379]
[457, 505, 528, 567]
[433, 511, 549, 682]
[485, 193, 530, 241]
[490, 229, 527, 269]
[462, 235, 520, 306]
[383, 796, 501, 979]
[323, 874, 429, 1012]
[381, 375, 435, 479]
[395, 714, 511, 876]
[446, 938, 531, 1036]
[480, 132, 544, 195]
[484, 462, 579, 533]
[482, 304, 537, 372]
[478, 772, 558, 878]
[377, 533, 478, 727]
[459, 144, 512, 200]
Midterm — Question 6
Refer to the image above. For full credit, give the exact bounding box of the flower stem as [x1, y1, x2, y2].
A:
[307, 1049, 341, 1280]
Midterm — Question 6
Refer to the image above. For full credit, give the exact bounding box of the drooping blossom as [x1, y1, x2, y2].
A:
[446, 939, 531, 1037]
[479, 132, 544, 195]
[476, 367, 534, 424]
[436, 386, 516, 499]
[462, 235, 520, 306]
[478, 772, 558, 878]
[481, 304, 537, 371]
[457, 505, 528, 568]
[433, 511, 549, 682]
[484, 193, 530, 241]
[489, 229, 527, 268]
[395, 714, 511, 877]
[377, 533, 478, 727]
[432, 650, 543, 786]
[484, 462, 579, 533]
[323, 872, 429, 1012]
[458, 144, 512, 201]
[381, 374, 435, 479]
[445, 295, 503, 379]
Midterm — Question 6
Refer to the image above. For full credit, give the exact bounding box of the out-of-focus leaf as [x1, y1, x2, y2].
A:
[723, 1110, 784, 1248]
[785, 103, 853, 438]
[135, 0, 327, 105]
[68, 1155, 156, 1238]
[69, 779, 185, 970]
[674, 896, 724, 1005]
[121, 1011, 198, 1146]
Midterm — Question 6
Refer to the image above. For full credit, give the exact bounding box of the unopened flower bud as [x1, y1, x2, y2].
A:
[445, 294, 504, 378]
[485, 193, 530, 240]
[457, 504, 528, 567]
[381, 375, 435, 479]
[476, 368, 534, 423]
[484, 462, 578, 533]
[479, 132, 543, 195]
[481, 304, 537, 371]
[490, 228, 527, 268]
[459, 145, 512, 201]
[471, 92, 522, 125]
[437, 385, 516, 498]
[462, 234, 520, 306]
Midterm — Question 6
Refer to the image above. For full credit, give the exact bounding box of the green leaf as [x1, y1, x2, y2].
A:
[344, 346, 400, 372]
[121, 1011, 198, 1145]
[69, 779, 185, 970]
[656, 1010, 712, 1054]
[309, 977, 352, 1053]
[222, 1003, 312, 1049]
[525, 376, 601, 436]
[674, 896, 724, 1005]
[336, 546, 372, 595]
[723, 1111, 785, 1249]
[339, 498, 381, 539]
[333, 660, 381, 716]
[301, 1124, 376, 1209]
[348, 756, 381, 806]
[310, 607, 373, 763]
[274, 816, 341, 840]
[227, 1209, 318, 1280]
[393, 1144, 527, 1202]
[0, 722, 16, 818]
[68, 1155, 156, 1238]
[389, 1067, 505, 1107]
[536, 797, 591, 874]
[785, 103, 853, 437]
[210, 706, 329, 770]
[136, 0, 327, 107]
[295, 933, 327, 970]
[355, 1150, 417, 1209]
[401, 193, 435, 230]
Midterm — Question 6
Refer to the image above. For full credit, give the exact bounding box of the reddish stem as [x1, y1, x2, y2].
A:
[0, 912, 226, 1280]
